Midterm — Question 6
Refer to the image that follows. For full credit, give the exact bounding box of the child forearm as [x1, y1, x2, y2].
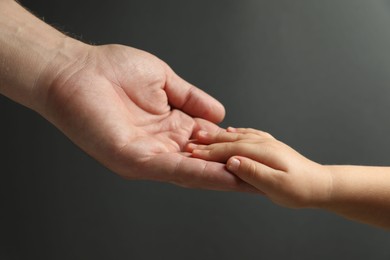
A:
[321, 165, 390, 229]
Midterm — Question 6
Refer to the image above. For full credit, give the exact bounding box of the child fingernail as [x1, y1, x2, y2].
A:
[192, 149, 208, 157]
[198, 130, 208, 137]
[227, 158, 240, 171]
[187, 143, 197, 149]
[227, 127, 236, 132]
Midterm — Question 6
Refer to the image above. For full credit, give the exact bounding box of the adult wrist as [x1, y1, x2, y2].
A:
[31, 37, 91, 115]
[0, 0, 90, 114]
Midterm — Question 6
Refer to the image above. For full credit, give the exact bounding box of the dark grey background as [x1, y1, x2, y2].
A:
[1, 0, 390, 259]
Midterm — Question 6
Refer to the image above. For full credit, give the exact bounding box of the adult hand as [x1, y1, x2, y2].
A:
[0, 0, 254, 191]
[32, 43, 254, 192]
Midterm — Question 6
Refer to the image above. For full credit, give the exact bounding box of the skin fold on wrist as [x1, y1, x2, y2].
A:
[0, 0, 88, 113]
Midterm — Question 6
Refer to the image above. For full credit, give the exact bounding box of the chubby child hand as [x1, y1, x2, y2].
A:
[188, 127, 333, 209]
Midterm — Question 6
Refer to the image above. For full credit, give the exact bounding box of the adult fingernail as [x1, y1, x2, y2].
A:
[227, 158, 240, 171]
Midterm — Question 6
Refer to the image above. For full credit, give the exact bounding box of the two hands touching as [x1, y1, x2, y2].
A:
[189, 127, 331, 209]
[1, 0, 390, 230]
[35, 44, 255, 192]
[43, 43, 390, 228]
[0, 0, 253, 192]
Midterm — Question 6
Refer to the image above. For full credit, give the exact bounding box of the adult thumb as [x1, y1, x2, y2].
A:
[165, 71, 225, 123]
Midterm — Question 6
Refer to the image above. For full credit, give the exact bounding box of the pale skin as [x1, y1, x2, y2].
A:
[3, 0, 388, 230]
[0, 0, 255, 192]
[189, 127, 390, 229]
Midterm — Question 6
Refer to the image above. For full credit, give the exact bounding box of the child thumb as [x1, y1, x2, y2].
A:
[226, 156, 274, 191]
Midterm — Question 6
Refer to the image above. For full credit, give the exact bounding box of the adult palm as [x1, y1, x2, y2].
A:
[35, 44, 253, 192]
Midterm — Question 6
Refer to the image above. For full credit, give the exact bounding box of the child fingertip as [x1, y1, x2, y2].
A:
[186, 143, 198, 151]
[191, 149, 201, 158]
[197, 130, 208, 138]
[227, 158, 240, 171]
[227, 126, 236, 132]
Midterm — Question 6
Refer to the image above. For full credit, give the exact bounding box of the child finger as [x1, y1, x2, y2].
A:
[227, 127, 274, 139]
[186, 143, 209, 152]
[191, 149, 211, 159]
[191, 142, 247, 162]
[195, 129, 246, 144]
[226, 156, 279, 195]
[192, 140, 287, 171]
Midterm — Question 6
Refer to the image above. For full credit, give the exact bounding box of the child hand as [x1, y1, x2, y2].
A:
[189, 127, 333, 209]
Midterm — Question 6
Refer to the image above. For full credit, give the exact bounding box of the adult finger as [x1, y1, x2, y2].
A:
[193, 118, 224, 137]
[165, 71, 225, 123]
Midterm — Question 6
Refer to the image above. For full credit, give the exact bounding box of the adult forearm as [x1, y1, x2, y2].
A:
[321, 165, 390, 229]
[0, 0, 83, 111]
